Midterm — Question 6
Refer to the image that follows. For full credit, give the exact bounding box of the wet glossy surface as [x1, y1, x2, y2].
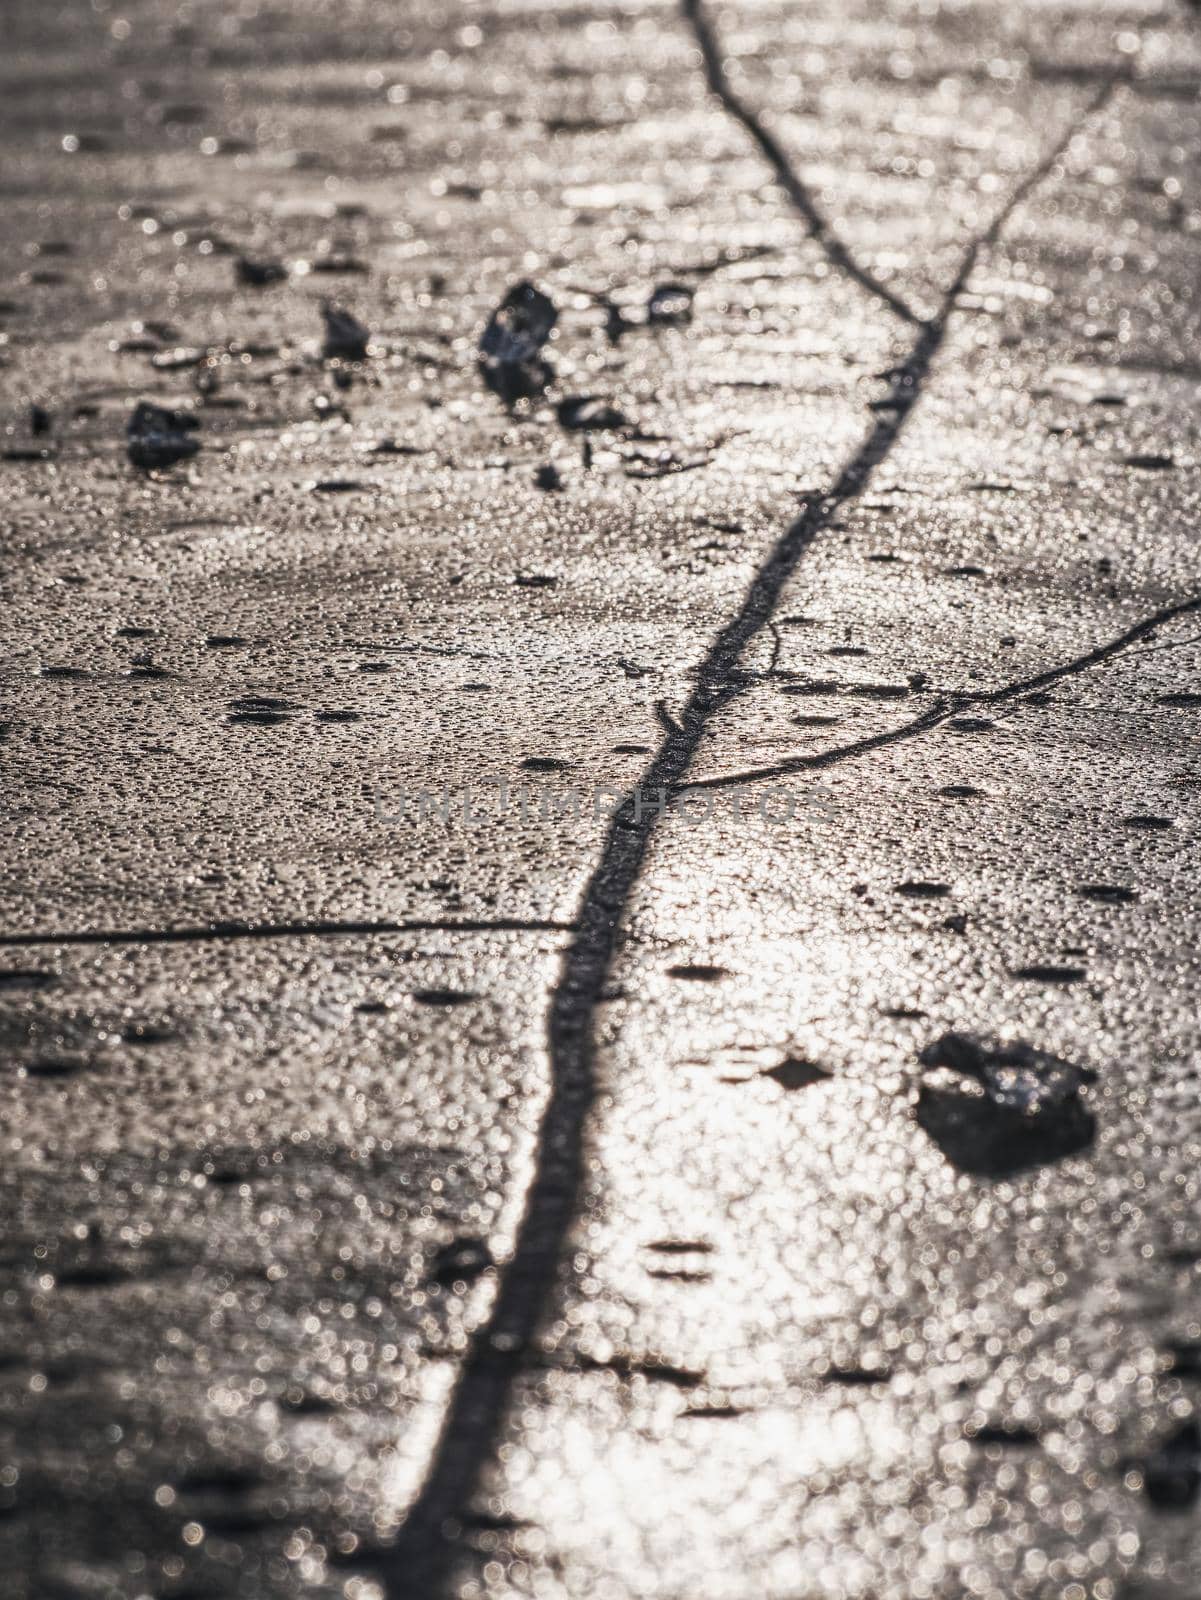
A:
[3, 0, 1201, 1595]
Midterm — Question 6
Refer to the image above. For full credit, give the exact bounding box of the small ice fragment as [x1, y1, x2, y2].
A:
[236, 255, 288, 288]
[126, 401, 200, 471]
[479, 281, 556, 402]
[647, 282, 694, 325]
[430, 1237, 493, 1287]
[762, 1058, 831, 1090]
[320, 299, 370, 360]
[557, 395, 628, 431]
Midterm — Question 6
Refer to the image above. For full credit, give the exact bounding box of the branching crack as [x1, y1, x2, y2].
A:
[682, 0, 925, 326]
[379, 20, 1116, 1594]
[683, 589, 1201, 793]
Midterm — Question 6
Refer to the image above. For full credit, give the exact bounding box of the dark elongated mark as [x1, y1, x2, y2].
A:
[381, 28, 1114, 1595]
[682, 0, 924, 326]
[0, 917, 573, 949]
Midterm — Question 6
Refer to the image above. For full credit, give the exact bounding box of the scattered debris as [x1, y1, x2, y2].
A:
[308, 253, 368, 275]
[126, 401, 200, 471]
[429, 1236, 493, 1287]
[0, 969, 57, 992]
[368, 438, 422, 456]
[1125, 453, 1175, 471]
[312, 393, 349, 423]
[1078, 884, 1137, 904]
[916, 1031, 1097, 1175]
[320, 300, 370, 361]
[556, 394, 628, 431]
[577, 1351, 704, 1388]
[152, 346, 206, 371]
[228, 695, 303, 727]
[848, 682, 910, 699]
[29, 403, 51, 436]
[822, 1365, 892, 1386]
[236, 255, 288, 288]
[479, 280, 556, 402]
[604, 298, 634, 345]
[762, 1058, 832, 1090]
[624, 447, 710, 479]
[534, 462, 563, 491]
[647, 282, 695, 325]
[966, 1421, 1041, 1447]
[780, 679, 840, 696]
[1166, 1344, 1201, 1378]
[125, 657, 171, 679]
[1141, 1420, 1201, 1511]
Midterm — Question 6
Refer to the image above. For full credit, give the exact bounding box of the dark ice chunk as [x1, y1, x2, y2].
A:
[557, 395, 628, 431]
[916, 1031, 1096, 1176]
[236, 255, 288, 288]
[647, 282, 694, 325]
[126, 401, 200, 471]
[320, 300, 370, 360]
[479, 281, 556, 402]
[1143, 1420, 1201, 1511]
